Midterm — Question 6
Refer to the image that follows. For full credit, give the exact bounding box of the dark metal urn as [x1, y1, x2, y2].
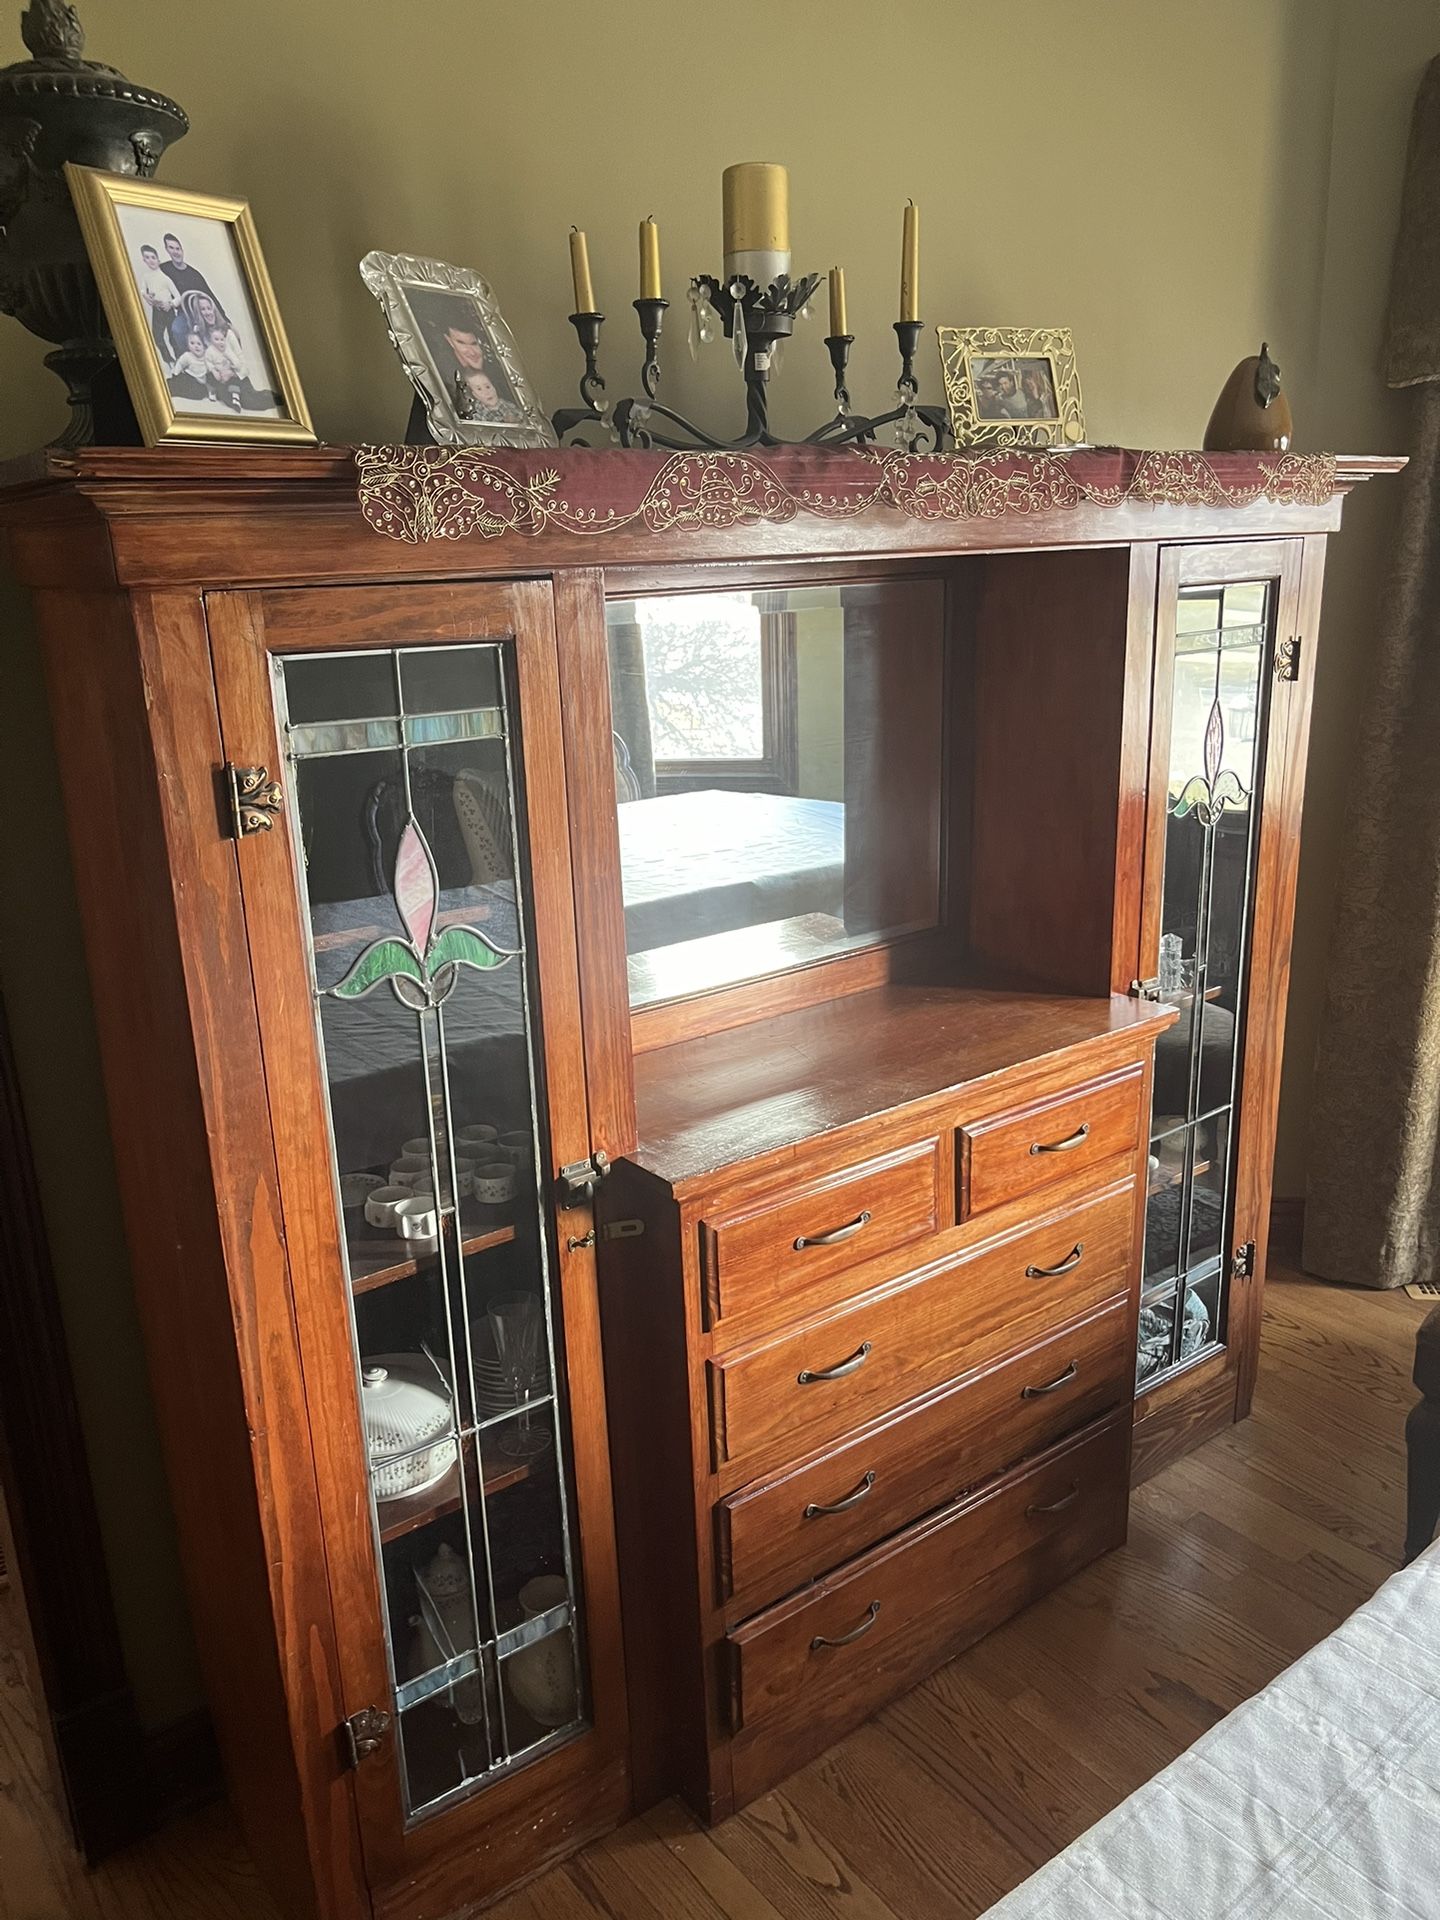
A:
[0, 0, 187, 446]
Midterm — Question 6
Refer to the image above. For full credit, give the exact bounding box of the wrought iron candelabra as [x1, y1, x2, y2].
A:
[552, 271, 950, 454]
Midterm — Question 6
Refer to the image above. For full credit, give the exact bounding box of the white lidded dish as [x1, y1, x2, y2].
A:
[360, 1353, 456, 1501]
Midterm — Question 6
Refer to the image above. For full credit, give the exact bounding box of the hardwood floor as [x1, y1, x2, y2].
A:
[1, 1268, 1424, 1920]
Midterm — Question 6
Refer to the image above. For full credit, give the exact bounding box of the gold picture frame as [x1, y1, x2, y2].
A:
[65, 165, 315, 447]
[937, 326, 1084, 450]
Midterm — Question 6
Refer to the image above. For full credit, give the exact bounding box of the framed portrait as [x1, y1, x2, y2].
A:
[64, 165, 315, 447]
[937, 326, 1085, 450]
[360, 251, 556, 450]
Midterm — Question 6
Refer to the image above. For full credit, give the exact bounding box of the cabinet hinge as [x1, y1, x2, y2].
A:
[1129, 976, 1161, 1001]
[225, 763, 284, 838]
[1274, 637, 1301, 682]
[601, 1218, 645, 1242]
[1231, 1240, 1257, 1281]
[558, 1149, 611, 1208]
[341, 1705, 391, 1769]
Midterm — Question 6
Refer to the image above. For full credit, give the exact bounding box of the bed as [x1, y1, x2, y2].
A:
[616, 788, 844, 952]
[984, 1540, 1440, 1918]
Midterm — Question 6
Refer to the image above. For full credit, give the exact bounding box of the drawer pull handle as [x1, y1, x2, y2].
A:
[1026, 1241, 1084, 1279]
[811, 1600, 881, 1652]
[1021, 1361, 1079, 1400]
[1029, 1122, 1091, 1156]
[1026, 1481, 1081, 1517]
[794, 1210, 872, 1251]
[798, 1340, 873, 1386]
[804, 1471, 876, 1519]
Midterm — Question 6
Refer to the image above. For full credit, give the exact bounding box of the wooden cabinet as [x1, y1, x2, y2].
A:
[0, 446, 1390, 1918]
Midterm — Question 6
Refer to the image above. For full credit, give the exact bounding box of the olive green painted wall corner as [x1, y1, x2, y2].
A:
[0, 0, 1426, 1727]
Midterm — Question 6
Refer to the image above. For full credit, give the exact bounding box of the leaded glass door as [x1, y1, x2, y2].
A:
[1136, 541, 1303, 1414]
[208, 582, 628, 1895]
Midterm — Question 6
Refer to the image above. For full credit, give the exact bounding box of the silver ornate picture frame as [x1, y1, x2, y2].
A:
[937, 325, 1085, 450]
[360, 251, 556, 449]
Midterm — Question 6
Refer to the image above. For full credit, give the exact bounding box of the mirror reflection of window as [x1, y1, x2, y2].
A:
[605, 580, 945, 1009]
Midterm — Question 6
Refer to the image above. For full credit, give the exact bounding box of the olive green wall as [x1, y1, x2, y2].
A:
[0, 0, 1429, 1730]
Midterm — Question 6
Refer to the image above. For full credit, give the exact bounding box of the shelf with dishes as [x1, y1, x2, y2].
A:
[376, 1434, 540, 1546]
[350, 1211, 517, 1294]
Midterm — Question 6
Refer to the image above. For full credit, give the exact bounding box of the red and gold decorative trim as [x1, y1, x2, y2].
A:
[354, 443, 1339, 545]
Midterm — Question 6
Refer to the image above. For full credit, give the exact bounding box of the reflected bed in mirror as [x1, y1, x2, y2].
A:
[605, 580, 946, 1009]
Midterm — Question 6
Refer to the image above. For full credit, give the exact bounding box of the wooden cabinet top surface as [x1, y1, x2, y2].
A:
[631, 981, 1176, 1192]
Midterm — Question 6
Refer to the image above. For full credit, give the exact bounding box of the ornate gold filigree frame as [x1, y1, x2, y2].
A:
[65, 164, 315, 447]
[937, 325, 1085, 450]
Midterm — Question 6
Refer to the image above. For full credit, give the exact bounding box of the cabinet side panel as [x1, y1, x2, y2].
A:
[968, 548, 1133, 994]
[34, 587, 364, 1920]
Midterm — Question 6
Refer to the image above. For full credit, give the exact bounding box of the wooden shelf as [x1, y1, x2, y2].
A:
[1147, 1156, 1211, 1198]
[350, 1209, 517, 1295]
[377, 1445, 533, 1545]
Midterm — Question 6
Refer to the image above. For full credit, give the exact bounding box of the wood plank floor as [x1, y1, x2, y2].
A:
[1, 1268, 1425, 1920]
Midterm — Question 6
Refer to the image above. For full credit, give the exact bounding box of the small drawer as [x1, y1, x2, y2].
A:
[726, 1412, 1129, 1798]
[717, 1295, 1132, 1613]
[710, 1178, 1135, 1470]
[960, 1066, 1143, 1217]
[698, 1137, 944, 1334]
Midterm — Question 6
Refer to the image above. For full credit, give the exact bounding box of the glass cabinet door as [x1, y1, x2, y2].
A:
[1138, 570, 1279, 1394]
[211, 582, 626, 1887]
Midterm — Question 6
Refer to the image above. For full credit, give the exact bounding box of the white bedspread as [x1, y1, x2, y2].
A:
[985, 1542, 1440, 1919]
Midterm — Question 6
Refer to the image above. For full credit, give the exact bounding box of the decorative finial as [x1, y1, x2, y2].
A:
[20, 0, 86, 63]
[1254, 342, 1282, 409]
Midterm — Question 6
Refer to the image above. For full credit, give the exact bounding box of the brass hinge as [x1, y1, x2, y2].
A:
[1231, 1239, 1257, 1281]
[341, 1705, 391, 1769]
[1129, 976, 1161, 1001]
[1274, 637, 1301, 682]
[226, 763, 284, 838]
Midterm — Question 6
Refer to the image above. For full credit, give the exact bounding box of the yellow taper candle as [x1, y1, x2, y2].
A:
[722, 162, 790, 258]
[569, 227, 596, 313]
[900, 200, 920, 322]
[828, 266, 848, 338]
[639, 217, 662, 299]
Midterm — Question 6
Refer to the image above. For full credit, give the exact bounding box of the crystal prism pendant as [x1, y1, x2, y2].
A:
[687, 291, 699, 362]
[732, 297, 748, 370]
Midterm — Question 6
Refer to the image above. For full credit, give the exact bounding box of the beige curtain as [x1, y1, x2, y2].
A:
[1305, 57, 1440, 1287]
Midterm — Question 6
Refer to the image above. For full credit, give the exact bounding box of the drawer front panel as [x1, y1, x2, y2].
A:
[961, 1067, 1143, 1217]
[699, 1138, 944, 1334]
[711, 1179, 1135, 1469]
[726, 1413, 1129, 1790]
[718, 1295, 1132, 1612]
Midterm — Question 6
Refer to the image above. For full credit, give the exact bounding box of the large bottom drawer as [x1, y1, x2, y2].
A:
[725, 1410, 1129, 1806]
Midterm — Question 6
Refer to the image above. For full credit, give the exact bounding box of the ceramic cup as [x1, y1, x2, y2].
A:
[394, 1196, 440, 1253]
[400, 1137, 433, 1159]
[472, 1162, 516, 1204]
[456, 1123, 499, 1149]
[340, 1172, 384, 1211]
[451, 1158, 481, 1198]
[364, 1185, 413, 1230]
[389, 1155, 431, 1188]
[498, 1131, 532, 1166]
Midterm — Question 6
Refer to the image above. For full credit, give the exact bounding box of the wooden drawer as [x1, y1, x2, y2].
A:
[726, 1412, 1130, 1800]
[960, 1065, 1143, 1217]
[710, 1177, 1135, 1470]
[717, 1295, 1132, 1613]
[698, 1136, 944, 1334]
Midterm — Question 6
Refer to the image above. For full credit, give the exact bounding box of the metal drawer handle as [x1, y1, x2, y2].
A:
[798, 1340, 872, 1386]
[804, 1471, 876, 1519]
[1029, 1122, 1090, 1156]
[1021, 1361, 1079, 1400]
[1026, 1241, 1084, 1279]
[794, 1210, 872, 1250]
[811, 1600, 881, 1652]
[1026, 1481, 1081, 1517]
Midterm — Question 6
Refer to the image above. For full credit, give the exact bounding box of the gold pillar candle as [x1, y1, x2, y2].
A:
[900, 200, 920, 322]
[639, 217, 662, 299]
[569, 227, 596, 313]
[828, 266, 848, 337]
[722, 162, 791, 286]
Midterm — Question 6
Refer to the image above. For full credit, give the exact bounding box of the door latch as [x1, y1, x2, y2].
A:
[1274, 637, 1301, 682]
[341, 1705, 391, 1769]
[1129, 976, 1161, 1002]
[1231, 1240, 1257, 1281]
[226, 763, 284, 838]
[557, 1149, 610, 1208]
